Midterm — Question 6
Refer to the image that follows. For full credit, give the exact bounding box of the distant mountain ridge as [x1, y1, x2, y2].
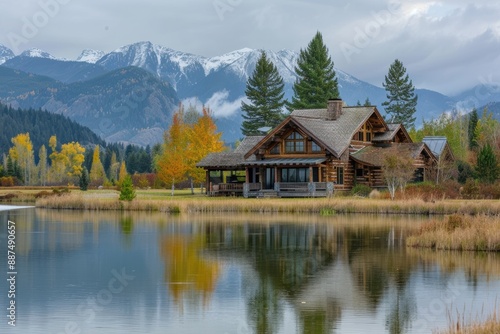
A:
[1, 41, 498, 145]
[0, 65, 178, 146]
[0, 102, 106, 154]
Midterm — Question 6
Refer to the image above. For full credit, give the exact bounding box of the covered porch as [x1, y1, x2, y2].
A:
[242, 158, 334, 198]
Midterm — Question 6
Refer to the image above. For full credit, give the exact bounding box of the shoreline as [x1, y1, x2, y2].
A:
[30, 192, 500, 216]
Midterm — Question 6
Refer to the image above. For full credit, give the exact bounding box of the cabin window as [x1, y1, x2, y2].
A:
[413, 168, 424, 183]
[356, 168, 364, 177]
[270, 144, 280, 154]
[366, 132, 372, 142]
[358, 131, 364, 141]
[336, 167, 344, 185]
[281, 168, 310, 182]
[285, 132, 305, 153]
[311, 141, 322, 152]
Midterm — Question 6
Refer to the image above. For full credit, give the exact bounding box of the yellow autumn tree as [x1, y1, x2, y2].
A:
[48, 135, 65, 183]
[89, 145, 107, 185]
[156, 107, 189, 195]
[60, 142, 86, 177]
[186, 107, 225, 193]
[47, 136, 86, 184]
[118, 161, 128, 185]
[9, 133, 35, 185]
[38, 145, 48, 186]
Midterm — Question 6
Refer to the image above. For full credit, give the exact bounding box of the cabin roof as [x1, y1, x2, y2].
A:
[422, 136, 449, 158]
[196, 136, 264, 168]
[350, 143, 433, 167]
[372, 123, 404, 141]
[245, 106, 387, 159]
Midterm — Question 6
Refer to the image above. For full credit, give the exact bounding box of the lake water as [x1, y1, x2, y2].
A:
[0, 208, 499, 334]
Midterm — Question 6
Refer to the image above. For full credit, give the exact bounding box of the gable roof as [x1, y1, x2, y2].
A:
[245, 106, 388, 159]
[422, 136, 452, 159]
[351, 143, 435, 167]
[372, 123, 411, 142]
[196, 136, 264, 168]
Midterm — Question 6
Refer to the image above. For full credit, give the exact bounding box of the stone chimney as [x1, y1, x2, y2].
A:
[326, 98, 343, 120]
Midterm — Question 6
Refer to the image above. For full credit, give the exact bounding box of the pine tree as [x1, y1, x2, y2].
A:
[288, 31, 339, 111]
[119, 174, 136, 201]
[382, 59, 418, 129]
[241, 51, 286, 135]
[476, 143, 499, 184]
[79, 167, 89, 191]
[468, 108, 478, 150]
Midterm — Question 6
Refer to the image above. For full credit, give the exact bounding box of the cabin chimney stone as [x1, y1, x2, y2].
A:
[327, 98, 343, 120]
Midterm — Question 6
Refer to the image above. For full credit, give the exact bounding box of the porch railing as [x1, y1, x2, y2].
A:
[243, 182, 334, 198]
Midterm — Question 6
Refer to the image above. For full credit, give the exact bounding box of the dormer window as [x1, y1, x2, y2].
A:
[311, 141, 322, 152]
[285, 132, 304, 153]
[354, 123, 373, 142]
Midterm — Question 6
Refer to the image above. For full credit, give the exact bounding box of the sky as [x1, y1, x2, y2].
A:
[1, 0, 500, 95]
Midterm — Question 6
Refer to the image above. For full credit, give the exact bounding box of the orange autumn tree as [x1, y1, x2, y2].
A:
[157, 104, 226, 195]
[187, 107, 225, 193]
[156, 106, 189, 195]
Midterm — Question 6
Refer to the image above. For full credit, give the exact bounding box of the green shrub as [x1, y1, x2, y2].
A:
[119, 175, 136, 201]
[350, 184, 372, 197]
[461, 178, 479, 199]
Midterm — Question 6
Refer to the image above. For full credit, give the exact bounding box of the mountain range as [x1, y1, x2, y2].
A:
[1, 41, 499, 146]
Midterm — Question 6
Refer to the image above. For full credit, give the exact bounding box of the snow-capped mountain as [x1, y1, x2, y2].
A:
[1, 41, 494, 145]
[0, 44, 15, 65]
[20, 48, 59, 60]
[76, 49, 105, 64]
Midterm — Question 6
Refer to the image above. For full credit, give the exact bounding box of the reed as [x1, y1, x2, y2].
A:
[32, 194, 500, 217]
[434, 306, 500, 334]
[407, 214, 500, 251]
[32, 190, 500, 216]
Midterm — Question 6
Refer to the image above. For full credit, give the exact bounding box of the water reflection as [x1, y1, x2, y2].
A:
[161, 235, 220, 310]
[0, 209, 498, 334]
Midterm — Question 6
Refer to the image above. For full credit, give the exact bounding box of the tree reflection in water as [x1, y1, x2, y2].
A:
[160, 235, 220, 312]
[201, 217, 420, 334]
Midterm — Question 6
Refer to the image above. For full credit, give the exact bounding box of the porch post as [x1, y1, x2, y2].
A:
[205, 170, 210, 194]
[274, 167, 279, 183]
[245, 167, 249, 183]
[309, 166, 313, 182]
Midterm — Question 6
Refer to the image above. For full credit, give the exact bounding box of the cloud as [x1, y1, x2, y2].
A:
[1, 0, 500, 95]
[183, 91, 246, 118]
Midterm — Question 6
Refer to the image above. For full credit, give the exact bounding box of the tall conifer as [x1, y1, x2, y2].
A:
[382, 59, 418, 129]
[241, 51, 286, 135]
[288, 31, 339, 111]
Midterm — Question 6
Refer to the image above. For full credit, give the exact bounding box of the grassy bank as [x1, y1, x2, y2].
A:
[23, 188, 500, 215]
[407, 214, 500, 251]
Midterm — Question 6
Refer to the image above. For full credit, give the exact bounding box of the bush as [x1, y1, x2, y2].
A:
[368, 189, 381, 199]
[350, 184, 372, 197]
[478, 182, 500, 199]
[119, 175, 136, 201]
[0, 176, 15, 187]
[461, 178, 480, 199]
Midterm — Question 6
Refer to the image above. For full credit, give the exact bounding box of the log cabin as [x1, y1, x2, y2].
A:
[197, 99, 448, 197]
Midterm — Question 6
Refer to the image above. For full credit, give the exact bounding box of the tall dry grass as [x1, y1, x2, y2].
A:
[34, 192, 500, 216]
[434, 307, 500, 334]
[407, 214, 500, 251]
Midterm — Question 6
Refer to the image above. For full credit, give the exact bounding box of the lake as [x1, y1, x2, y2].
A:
[0, 208, 499, 334]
